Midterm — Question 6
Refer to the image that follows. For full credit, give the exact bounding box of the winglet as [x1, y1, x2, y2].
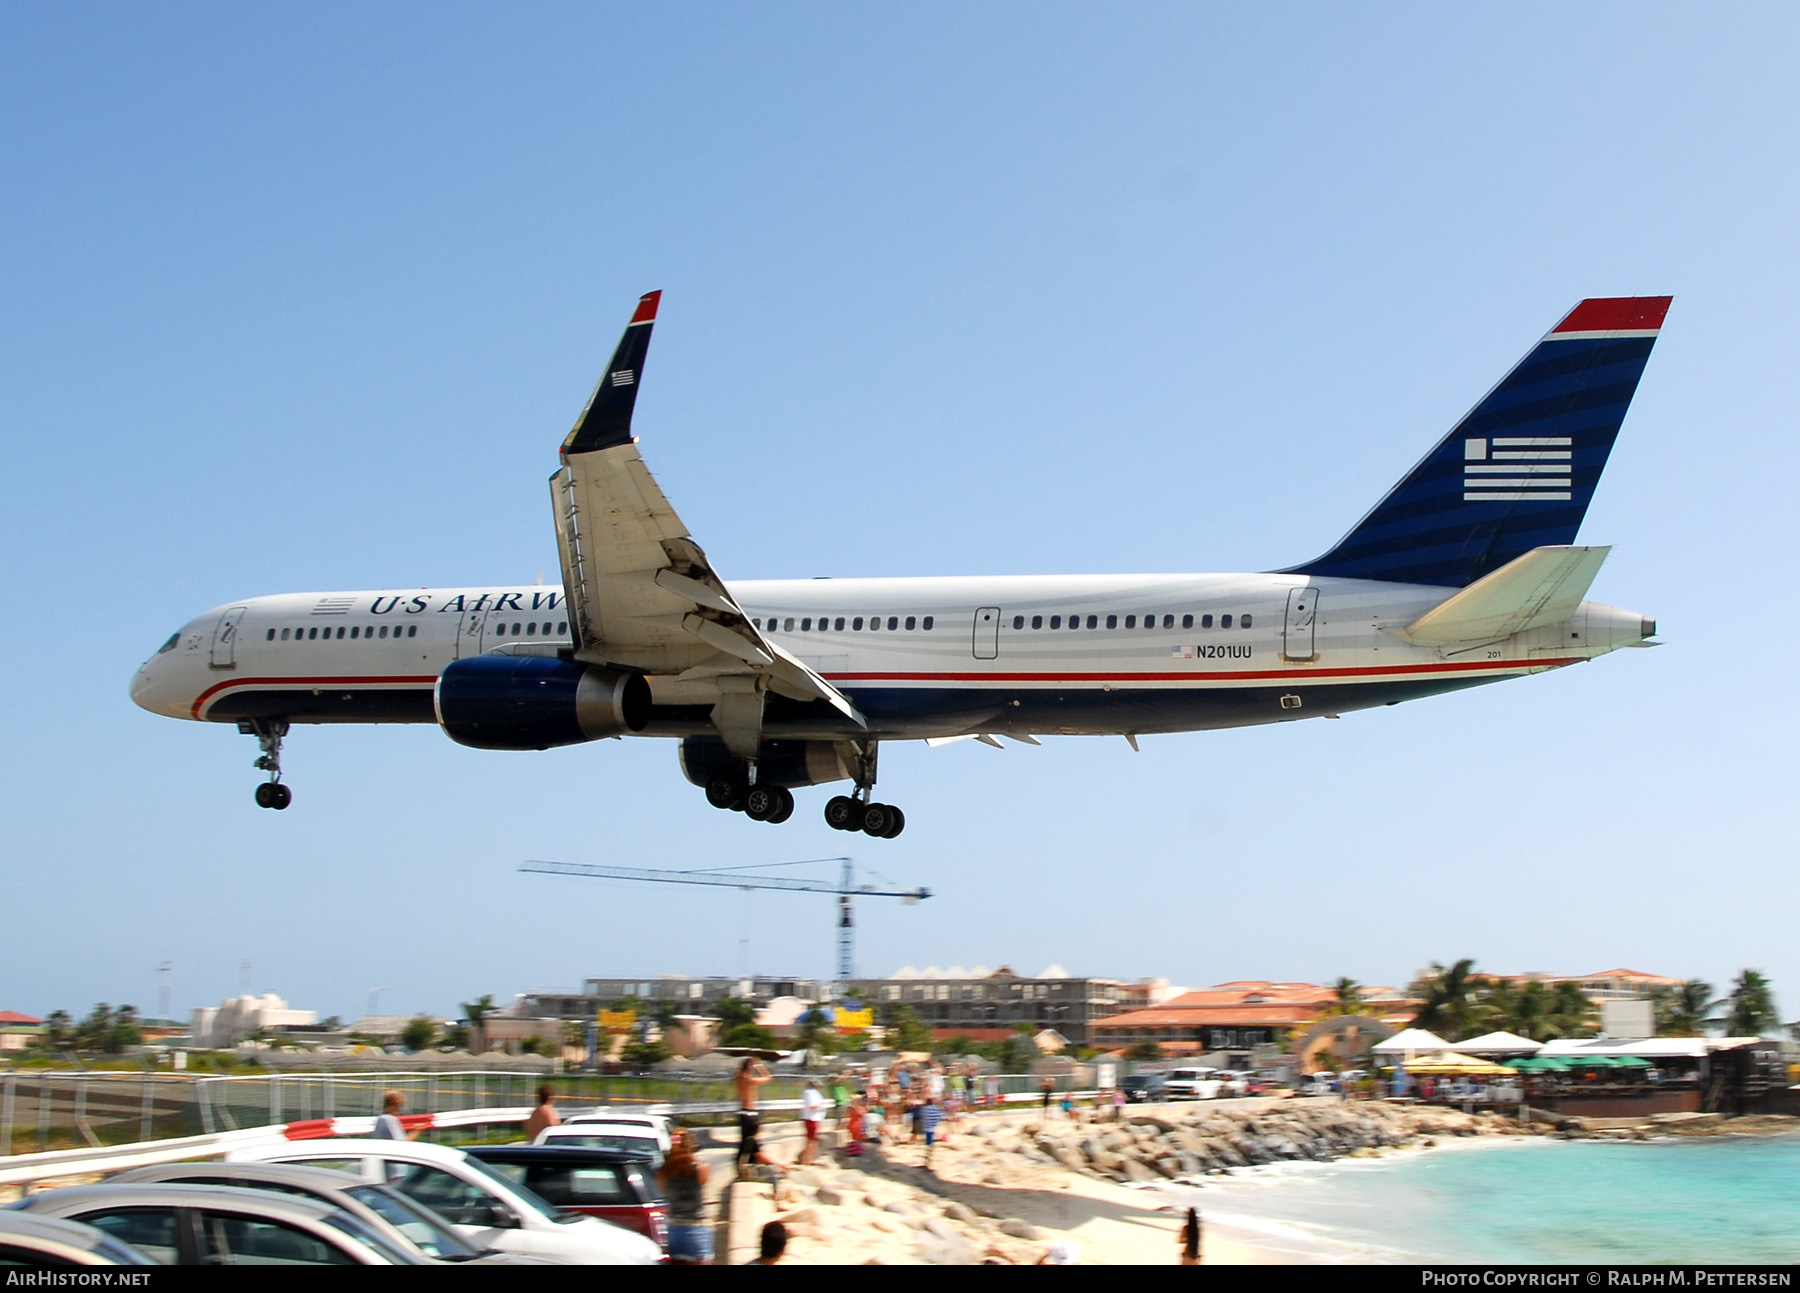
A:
[561, 291, 662, 456]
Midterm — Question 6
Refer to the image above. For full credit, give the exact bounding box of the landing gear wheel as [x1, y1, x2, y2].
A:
[254, 783, 277, 809]
[880, 805, 905, 839]
[744, 785, 781, 821]
[706, 775, 747, 811]
[860, 802, 898, 837]
[824, 795, 859, 831]
[269, 783, 292, 810]
[767, 786, 795, 824]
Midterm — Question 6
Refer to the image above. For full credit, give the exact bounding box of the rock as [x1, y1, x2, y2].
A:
[921, 1216, 963, 1242]
[788, 1168, 827, 1187]
[884, 1200, 914, 1216]
[1127, 1114, 1179, 1133]
[998, 1218, 1040, 1240]
[1119, 1158, 1155, 1182]
[981, 1173, 1004, 1186]
[1153, 1156, 1183, 1179]
[816, 1186, 844, 1206]
[1051, 1148, 1087, 1173]
[943, 1202, 978, 1223]
[917, 1236, 981, 1265]
[781, 1208, 819, 1227]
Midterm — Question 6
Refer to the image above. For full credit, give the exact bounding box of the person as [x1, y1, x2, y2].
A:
[799, 1080, 826, 1165]
[1179, 1207, 1202, 1265]
[1039, 1076, 1056, 1121]
[985, 1072, 1000, 1111]
[522, 1084, 560, 1140]
[748, 1220, 787, 1265]
[829, 1072, 851, 1142]
[734, 1058, 771, 1177]
[372, 1090, 421, 1140]
[844, 1096, 866, 1157]
[864, 1093, 886, 1145]
[657, 1128, 712, 1265]
[918, 1097, 944, 1167]
[1111, 1085, 1126, 1123]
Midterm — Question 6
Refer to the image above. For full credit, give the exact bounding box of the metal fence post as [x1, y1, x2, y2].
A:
[140, 1073, 154, 1143]
[2, 1073, 15, 1156]
[269, 1075, 281, 1128]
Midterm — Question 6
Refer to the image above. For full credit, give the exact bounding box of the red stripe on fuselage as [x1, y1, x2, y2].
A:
[190, 675, 438, 719]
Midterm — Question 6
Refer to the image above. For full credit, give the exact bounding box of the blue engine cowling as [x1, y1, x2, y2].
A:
[435, 655, 651, 750]
[678, 737, 855, 789]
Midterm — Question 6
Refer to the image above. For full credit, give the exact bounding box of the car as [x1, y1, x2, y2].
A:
[227, 1138, 661, 1265]
[8, 1183, 422, 1265]
[466, 1145, 667, 1247]
[1161, 1068, 1225, 1100]
[110, 1161, 549, 1265]
[0, 1212, 155, 1267]
[559, 1109, 673, 1154]
[535, 1122, 665, 1164]
[1120, 1074, 1167, 1103]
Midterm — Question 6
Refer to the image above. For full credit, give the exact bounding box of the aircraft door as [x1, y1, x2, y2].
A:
[1282, 587, 1318, 662]
[455, 610, 489, 660]
[209, 606, 248, 669]
[973, 607, 1001, 660]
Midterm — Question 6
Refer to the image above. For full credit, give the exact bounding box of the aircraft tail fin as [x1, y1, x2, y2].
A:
[1284, 297, 1670, 587]
[561, 290, 661, 455]
[1394, 545, 1609, 644]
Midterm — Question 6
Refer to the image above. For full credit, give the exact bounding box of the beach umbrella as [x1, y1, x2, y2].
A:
[1610, 1056, 1652, 1068]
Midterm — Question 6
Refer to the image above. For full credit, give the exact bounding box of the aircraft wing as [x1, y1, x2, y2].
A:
[549, 292, 864, 726]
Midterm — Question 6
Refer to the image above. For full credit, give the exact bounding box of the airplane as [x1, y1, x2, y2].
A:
[131, 293, 1669, 836]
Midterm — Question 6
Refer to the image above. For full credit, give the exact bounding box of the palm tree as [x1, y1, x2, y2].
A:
[460, 994, 497, 1054]
[1650, 979, 1713, 1036]
[1410, 959, 1482, 1040]
[1722, 970, 1778, 1037]
[1324, 978, 1365, 1017]
[1542, 982, 1597, 1040]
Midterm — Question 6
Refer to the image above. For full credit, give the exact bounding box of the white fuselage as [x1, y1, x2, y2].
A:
[130, 572, 1650, 741]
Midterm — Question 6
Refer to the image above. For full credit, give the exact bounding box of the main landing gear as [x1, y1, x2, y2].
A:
[825, 793, 905, 839]
[704, 773, 795, 824]
[241, 719, 293, 811]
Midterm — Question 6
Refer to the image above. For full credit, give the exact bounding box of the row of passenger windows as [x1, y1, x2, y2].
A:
[269, 624, 420, 641]
[488, 621, 569, 638]
[753, 615, 934, 633]
[1013, 612, 1252, 631]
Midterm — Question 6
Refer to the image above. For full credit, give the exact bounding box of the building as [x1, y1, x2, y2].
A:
[1090, 981, 1414, 1057]
[189, 994, 318, 1049]
[0, 1010, 43, 1053]
[1491, 968, 1684, 1002]
[521, 974, 824, 1020]
[858, 965, 1148, 1047]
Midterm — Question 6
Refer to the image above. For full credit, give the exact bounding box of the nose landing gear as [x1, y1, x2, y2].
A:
[241, 720, 293, 810]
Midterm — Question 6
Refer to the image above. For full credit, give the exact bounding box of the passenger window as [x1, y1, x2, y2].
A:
[526, 622, 536, 635]
[905, 616, 916, 630]
[1086, 615, 1097, 629]
[1031, 616, 1043, 629]
[281, 628, 291, 640]
[1222, 614, 1233, 628]
[555, 622, 565, 635]
[1241, 614, 1253, 628]
[1162, 614, 1174, 629]
[887, 617, 898, 630]
[1124, 615, 1136, 629]
[853, 617, 864, 630]
[1106, 615, 1117, 629]
[1182, 614, 1193, 629]
[835, 617, 845, 631]
[783, 618, 795, 632]
[1202, 614, 1213, 628]
[409, 625, 419, 638]
[1050, 616, 1061, 629]
[265, 628, 275, 641]
[923, 616, 933, 630]
[351, 626, 360, 639]
[336, 626, 346, 640]
[378, 625, 387, 639]
[801, 618, 812, 631]
[392, 1164, 504, 1228]
[308, 627, 318, 640]
[78, 1208, 181, 1265]
[1013, 615, 1024, 630]
[197, 1211, 355, 1266]
[869, 616, 880, 631]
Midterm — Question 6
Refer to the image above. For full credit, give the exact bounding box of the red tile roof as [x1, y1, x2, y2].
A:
[0, 1011, 42, 1025]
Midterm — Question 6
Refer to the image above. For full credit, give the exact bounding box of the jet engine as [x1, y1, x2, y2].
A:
[435, 655, 650, 750]
[678, 736, 854, 789]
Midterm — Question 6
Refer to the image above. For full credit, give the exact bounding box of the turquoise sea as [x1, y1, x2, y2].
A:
[1151, 1134, 1800, 1264]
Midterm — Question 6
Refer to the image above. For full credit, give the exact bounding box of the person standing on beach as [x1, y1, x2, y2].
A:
[1179, 1207, 1202, 1265]
[657, 1129, 712, 1265]
[1111, 1084, 1126, 1123]
[522, 1084, 560, 1140]
[799, 1080, 826, 1165]
[1039, 1076, 1056, 1122]
[735, 1058, 772, 1177]
[918, 1097, 944, 1168]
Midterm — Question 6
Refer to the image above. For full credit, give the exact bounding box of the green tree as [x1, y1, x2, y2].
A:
[621, 1040, 672, 1067]
[1722, 970, 1779, 1037]
[885, 1005, 934, 1053]
[723, 1023, 777, 1050]
[1123, 1040, 1164, 1061]
[712, 996, 757, 1031]
[1651, 980, 1714, 1036]
[797, 1007, 840, 1058]
[105, 1005, 143, 1053]
[72, 1004, 115, 1052]
[460, 994, 497, 1053]
[1324, 978, 1365, 1016]
[401, 1016, 437, 1052]
[1409, 960, 1484, 1040]
[1543, 982, 1598, 1040]
[39, 1009, 72, 1050]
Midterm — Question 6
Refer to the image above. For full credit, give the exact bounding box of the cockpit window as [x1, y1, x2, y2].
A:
[156, 632, 180, 654]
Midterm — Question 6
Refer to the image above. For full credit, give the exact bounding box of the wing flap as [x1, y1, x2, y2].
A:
[1396, 545, 1611, 644]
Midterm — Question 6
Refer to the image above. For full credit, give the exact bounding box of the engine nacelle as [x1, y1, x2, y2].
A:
[435, 655, 650, 751]
[678, 737, 854, 789]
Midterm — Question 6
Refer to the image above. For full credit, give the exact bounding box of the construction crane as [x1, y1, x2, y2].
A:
[520, 856, 929, 983]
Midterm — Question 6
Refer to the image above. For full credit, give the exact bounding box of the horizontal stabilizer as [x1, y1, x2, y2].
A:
[1396, 545, 1610, 644]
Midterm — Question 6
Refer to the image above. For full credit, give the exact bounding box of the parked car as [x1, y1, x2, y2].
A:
[9, 1183, 421, 1265]
[466, 1145, 667, 1247]
[560, 1109, 673, 1154]
[1162, 1068, 1225, 1100]
[227, 1139, 661, 1265]
[111, 1161, 548, 1264]
[0, 1212, 155, 1267]
[1300, 1072, 1336, 1097]
[1120, 1073, 1167, 1103]
[535, 1122, 665, 1164]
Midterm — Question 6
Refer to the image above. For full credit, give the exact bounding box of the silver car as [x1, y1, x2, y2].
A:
[10, 1183, 424, 1266]
[111, 1162, 547, 1265]
[0, 1212, 154, 1267]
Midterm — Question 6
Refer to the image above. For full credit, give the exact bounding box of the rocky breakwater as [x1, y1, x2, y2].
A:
[1005, 1101, 1530, 1184]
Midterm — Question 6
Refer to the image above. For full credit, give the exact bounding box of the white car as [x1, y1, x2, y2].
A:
[0, 1212, 155, 1267]
[1161, 1068, 1225, 1100]
[535, 1122, 665, 1164]
[227, 1139, 661, 1265]
[559, 1109, 672, 1153]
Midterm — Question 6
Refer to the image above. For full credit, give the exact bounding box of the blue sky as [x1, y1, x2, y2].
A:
[3, 5, 1796, 1025]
